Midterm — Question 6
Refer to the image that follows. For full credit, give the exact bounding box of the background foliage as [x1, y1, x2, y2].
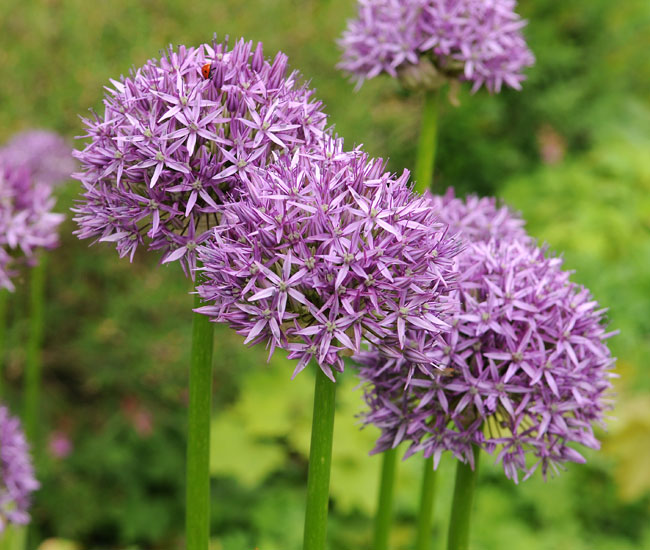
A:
[0, 0, 649, 548]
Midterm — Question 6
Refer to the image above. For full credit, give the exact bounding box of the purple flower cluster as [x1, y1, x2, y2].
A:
[426, 187, 528, 244]
[0, 130, 74, 188]
[338, 0, 535, 92]
[359, 194, 615, 482]
[73, 37, 328, 274]
[195, 138, 460, 379]
[0, 159, 64, 291]
[0, 404, 39, 531]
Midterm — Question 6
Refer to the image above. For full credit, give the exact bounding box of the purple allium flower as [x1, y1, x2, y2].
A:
[359, 234, 616, 482]
[0, 404, 39, 531]
[195, 138, 460, 379]
[73, 37, 328, 274]
[0, 161, 64, 291]
[338, 0, 535, 93]
[427, 187, 528, 244]
[0, 130, 74, 188]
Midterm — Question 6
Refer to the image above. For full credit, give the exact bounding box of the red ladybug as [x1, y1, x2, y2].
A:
[201, 63, 212, 79]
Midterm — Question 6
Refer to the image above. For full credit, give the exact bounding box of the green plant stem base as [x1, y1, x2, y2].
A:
[24, 256, 47, 446]
[415, 457, 437, 550]
[373, 447, 398, 550]
[303, 367, 337, 550]
[0, 525, 26, 550]
[414, 88, 441, 195]
[186, 293, 215, 550]
[447, 447, 480, 550]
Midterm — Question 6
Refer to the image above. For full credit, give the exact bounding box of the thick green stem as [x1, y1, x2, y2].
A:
[447, 447, 480, 550]
[415, 457, 437, 550]
[413, 88, 441, 194]
[372, 447, 398, 550]
[186, 293, 215, 550]
[0, 289, 9, 397]
[0, 524, 26, 550]
[303, 368, 337, 550]
[24, 256, 47, 446]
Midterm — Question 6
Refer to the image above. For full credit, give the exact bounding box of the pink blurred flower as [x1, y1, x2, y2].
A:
[48, 431, 73, 459]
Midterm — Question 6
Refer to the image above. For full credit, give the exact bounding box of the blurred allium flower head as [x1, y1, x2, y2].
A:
[0, 130, 74, 188]
[73, 37, 328, 274]
[426, 187, 528, 244]
[195, 137, 460, 379]
[338, 0, 535, 93]
[360, 220, 615, 481]
[0, 161, 65, 291]
[0, 404, 39, 531]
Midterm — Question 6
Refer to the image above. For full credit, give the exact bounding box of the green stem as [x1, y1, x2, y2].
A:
[303, 367, 337, 550]
[0, 289, 9, 397]
[0, 524, 26, 550]
[413, 88, 441, 194]
[24, 256, 47, 446]
[415, 457, 437, 550]
[372, 447, 398, 550]
[186, 293, 215, 550]
[447, 447, 480, 550]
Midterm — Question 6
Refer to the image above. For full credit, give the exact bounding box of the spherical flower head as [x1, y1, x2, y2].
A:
[426, 187, 528, 244]
[195, 137, 460, 380]
[338, 0, 535, 93]
[73, 37, 328, 274]
[357, 190, 528, 448]
[0, 404, 40, 531]
[0, 161, 65, 291]
[0, 130, 74, 188]
[360, 238, 615, 482]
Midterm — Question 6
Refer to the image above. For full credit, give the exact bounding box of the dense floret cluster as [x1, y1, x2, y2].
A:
[0, 130, 74, 188]
[0, 405, 39, 531]
[426, 188, 529, 244]
[359, 195, 615, 481]
[338, 0, 535, 92]
[73, 37, 328, 273]
[196, 139, 460, 378]
[0, 161, 64, 290]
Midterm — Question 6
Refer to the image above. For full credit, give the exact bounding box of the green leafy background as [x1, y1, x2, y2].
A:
[0, 0, 649, 548]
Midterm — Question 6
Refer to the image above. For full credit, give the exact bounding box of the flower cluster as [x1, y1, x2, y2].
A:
[426, 187, 528, 244]
[360, 227, 615, 481]
[0, 130, 74, 188]
[0, 404, 39, 532]
[73, 37, 328, 273]
[0, 160, 64, 291]
[195, 138, 460, 379]
[338, 0, 535, 93]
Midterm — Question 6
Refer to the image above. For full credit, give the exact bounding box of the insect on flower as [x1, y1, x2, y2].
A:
[201, 63, 212, 79]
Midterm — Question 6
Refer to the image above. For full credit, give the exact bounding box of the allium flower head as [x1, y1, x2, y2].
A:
[0, 130, 74, 188]
[360, 235, 615, 482]
[195, 138, 460, 379]
[338, 0, 535, 93]
[0, 404, 39, 531]
[426, 187, 528, 244]
[0, 161, 64, 291]
[73, 37, 328, 273]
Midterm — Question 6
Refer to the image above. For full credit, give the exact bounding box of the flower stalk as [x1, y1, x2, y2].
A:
[186, 292, 215, 550]
[447, 446, 480, 550]
[415, 457, 437, 550]
[414, 88, 440, 194]
[303, 367, 337, 550]
[23, 256, 47, 446]
[372, 446, 398, 550]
